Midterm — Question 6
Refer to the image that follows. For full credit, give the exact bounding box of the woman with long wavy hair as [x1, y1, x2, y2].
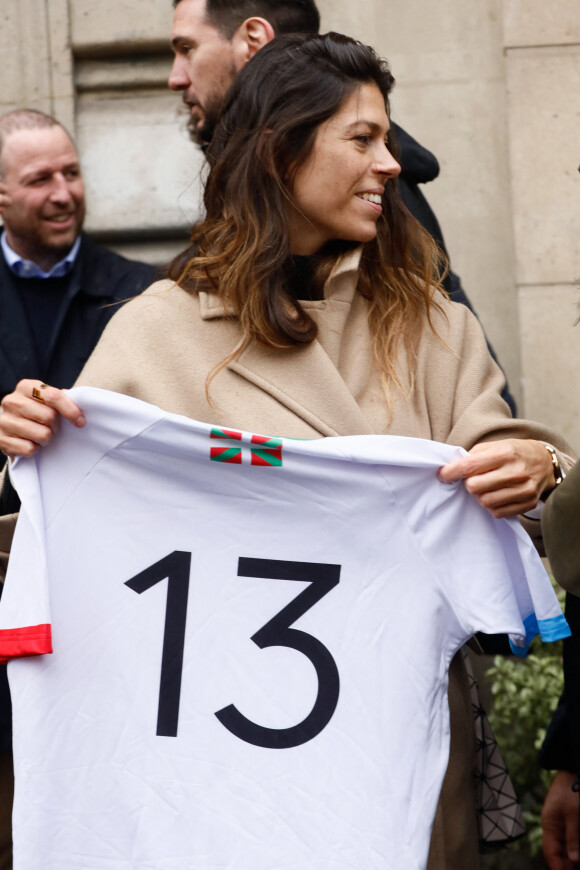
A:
[0, 32, 574, 870]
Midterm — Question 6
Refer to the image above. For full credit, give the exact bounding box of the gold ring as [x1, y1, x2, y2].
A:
[32, 385, 47, 404]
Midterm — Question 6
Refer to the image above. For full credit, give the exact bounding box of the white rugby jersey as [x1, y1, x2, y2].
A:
[0, 387, 569, 870]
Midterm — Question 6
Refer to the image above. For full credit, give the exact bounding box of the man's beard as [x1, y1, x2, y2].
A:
[186, 71, 236, 149]
[187, 109, 219, 148]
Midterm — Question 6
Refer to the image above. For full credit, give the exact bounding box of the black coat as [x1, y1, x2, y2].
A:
[540, 592, 580, 775]
[0, 232, 155, 399]
[393, 123, 517, 416]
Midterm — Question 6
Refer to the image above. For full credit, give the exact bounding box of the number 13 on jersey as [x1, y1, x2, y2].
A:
[125, 552, 341, 749]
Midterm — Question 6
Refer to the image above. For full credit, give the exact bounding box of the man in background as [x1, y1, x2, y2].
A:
[167, 0, 517, 414]
[0, 109, 154, 402]
[0, 108, 155, 870]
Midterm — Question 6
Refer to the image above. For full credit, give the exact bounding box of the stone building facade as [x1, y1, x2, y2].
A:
[1, 0, 578, 446]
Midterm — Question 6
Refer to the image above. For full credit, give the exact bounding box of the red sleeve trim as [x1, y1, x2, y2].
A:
[0, 624, 53, 663]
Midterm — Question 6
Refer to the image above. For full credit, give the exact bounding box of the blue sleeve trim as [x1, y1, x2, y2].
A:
[539, 614, 571, 642]
[509, 612, 571, 657]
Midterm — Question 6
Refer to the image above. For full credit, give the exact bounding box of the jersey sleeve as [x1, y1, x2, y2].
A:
[412, 471, 570, 655]
[0, 456, 52, 661]
[491, 517, 570, 656]
[304, 432, 570, 656]
[0, 387, 166, 661]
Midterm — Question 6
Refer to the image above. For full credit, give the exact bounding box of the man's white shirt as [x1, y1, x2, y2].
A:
[0, 388, 569, 870]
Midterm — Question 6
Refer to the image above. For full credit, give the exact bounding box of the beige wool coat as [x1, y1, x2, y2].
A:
[1, 248, 575, 869]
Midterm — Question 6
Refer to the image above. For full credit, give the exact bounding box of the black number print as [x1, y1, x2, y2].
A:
[126, 554, 340, 746]
[215, 558, 341, 749]
[125, 551, 191, 737]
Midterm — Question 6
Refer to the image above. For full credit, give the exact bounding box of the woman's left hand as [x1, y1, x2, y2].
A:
[438, 439, 556, 518]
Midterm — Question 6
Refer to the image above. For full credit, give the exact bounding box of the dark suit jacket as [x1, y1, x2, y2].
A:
[0, 232, 155, 399]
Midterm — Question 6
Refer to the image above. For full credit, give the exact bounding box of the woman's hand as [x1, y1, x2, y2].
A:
[438, 439, 556, 518]
[0, 380, 86, 459]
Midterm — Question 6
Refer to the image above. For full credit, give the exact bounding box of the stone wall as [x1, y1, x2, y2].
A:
[0, 0, 578, 445]
[503, 0, 580, 448]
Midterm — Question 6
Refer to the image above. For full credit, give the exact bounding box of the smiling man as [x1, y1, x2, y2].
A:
[1, 122, 85, 272]
[0, 109, 154, 401]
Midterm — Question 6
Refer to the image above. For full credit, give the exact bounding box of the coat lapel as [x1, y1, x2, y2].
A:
[229, 340, 373, 437]
[201, 249, 374, 438]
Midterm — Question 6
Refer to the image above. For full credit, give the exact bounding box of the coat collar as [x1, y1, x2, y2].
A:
[198, 247, 372, 437]
[197, 247, 362, 320]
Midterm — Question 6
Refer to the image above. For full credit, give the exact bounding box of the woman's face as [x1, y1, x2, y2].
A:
[287, 83, 401, 255]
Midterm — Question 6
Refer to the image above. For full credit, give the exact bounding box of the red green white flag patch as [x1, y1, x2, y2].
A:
[210, 428, 283, 466]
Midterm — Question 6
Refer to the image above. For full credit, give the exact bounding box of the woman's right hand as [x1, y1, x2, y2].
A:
[0, 380, 86, 459]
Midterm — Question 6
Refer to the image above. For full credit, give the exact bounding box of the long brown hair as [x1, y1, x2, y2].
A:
[169, 32, 446, 402]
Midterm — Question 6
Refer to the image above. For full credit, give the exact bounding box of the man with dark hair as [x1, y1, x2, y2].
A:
[0, 107, 154, 870]
[195, 0, 320, 38]
[168, 0, 517, 413]
[169, 0, 319, 147]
